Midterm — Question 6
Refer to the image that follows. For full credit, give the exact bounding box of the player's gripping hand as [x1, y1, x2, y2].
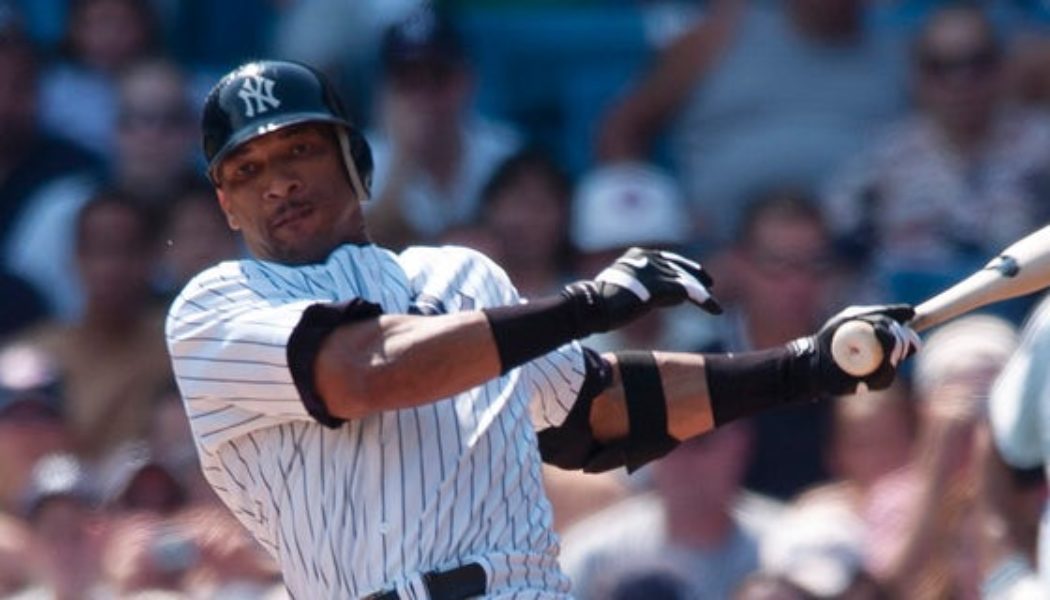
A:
[804, 304, 921, 396]
[562, 247, 722, 335]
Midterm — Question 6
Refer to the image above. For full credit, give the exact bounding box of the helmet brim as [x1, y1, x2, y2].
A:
[206, 112, 352, 181]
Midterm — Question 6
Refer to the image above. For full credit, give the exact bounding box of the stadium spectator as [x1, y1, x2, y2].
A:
[824, 5, 1050, 283]
[571, 161, 704, 353]
[863, 315, 1018, 598]
[157, 183, 241, 298]
[559, 423, 766, 600]
[597, 0, 907, 243]
[0, 344, 72, 515]
[9, 58, 201, 319]
[365, 7, 521, 249]
[705, 190, 841, 500]
[478, 148, 575, 298]
[38, 0, 161, 160]
[19, 454, 111, 599]
[0, 16, 101, 317]
[19, 193, 171, 459]
[750, 383, 914, 596]
[102, 507, 283, 598]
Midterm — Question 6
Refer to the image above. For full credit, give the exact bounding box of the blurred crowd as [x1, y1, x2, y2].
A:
[2, 0, 1050, 598]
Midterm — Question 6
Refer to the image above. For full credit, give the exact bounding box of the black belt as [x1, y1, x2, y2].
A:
[364, 562, 487, 600]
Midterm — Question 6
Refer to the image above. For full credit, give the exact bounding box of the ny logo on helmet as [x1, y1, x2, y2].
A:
[238, 75, 281, 118]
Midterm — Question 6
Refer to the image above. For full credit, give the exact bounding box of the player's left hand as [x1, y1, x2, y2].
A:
[808, 304, 921, 395]
[563, 247, 722, 334]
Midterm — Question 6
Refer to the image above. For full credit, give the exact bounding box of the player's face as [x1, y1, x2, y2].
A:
[214, 123, 367, 264]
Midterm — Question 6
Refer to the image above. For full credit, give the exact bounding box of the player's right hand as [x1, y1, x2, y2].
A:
[810, 304, 921, 395]
[562, 247, 722, 334]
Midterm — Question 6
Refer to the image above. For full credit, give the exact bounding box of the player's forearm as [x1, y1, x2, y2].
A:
[590, 352, 715, 443]
[549, 346, 818, 474]
[317, 312, 501, 419]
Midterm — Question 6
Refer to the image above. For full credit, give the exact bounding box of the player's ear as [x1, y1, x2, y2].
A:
[215, 188, 241, 231]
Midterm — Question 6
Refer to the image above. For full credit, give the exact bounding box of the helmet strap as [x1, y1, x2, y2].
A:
[336, 128, 368, 202]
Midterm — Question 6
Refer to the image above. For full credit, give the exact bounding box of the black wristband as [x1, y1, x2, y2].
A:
[483, 290, 597, 374]
[704, 341, 820, 427]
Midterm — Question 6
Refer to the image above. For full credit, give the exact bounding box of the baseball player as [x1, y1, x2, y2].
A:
[166, 60, 920, 599]
[984, 297, 1050, 596]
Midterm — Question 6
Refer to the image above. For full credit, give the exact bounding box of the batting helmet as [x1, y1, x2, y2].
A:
[201, 60, 373, 194]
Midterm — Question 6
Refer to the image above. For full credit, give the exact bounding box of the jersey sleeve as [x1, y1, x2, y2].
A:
[166, 264, 370, 448]
[988, 300, 1050, 469]
[400, 244, 593, 430]
[521, 341, 592, 431]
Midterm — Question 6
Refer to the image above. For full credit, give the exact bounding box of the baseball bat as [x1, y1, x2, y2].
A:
[831, 224, 1050, 376]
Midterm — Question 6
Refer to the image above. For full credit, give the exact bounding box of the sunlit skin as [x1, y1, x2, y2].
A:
[214, 123, 368, 264]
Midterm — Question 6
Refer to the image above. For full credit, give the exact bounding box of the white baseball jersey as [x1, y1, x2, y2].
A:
[988, 295, 1050, 590]
[166, 243, 585, 599]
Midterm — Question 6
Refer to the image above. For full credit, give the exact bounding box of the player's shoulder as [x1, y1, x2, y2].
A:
[400, 244, 510, 279]
[167, 260, 258, 321]
[399, 244, 518, 305]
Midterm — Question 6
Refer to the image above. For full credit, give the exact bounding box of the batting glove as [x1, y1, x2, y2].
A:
[562, 247, 722, 335]
[804, 304, 922, 396]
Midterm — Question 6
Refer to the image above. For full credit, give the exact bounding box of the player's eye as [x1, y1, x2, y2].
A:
[290, 142, 313, 157]
[228, 160, 260, 182]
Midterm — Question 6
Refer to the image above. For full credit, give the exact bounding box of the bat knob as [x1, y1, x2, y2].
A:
[830, 320, 883, 377]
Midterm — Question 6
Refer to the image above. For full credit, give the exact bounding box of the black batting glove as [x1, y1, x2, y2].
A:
[802, 304, 922, 396]
[562, 247, 722, 336]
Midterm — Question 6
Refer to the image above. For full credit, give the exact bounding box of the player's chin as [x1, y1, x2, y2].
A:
[270, 241, 331, 265]
[268, 229, 333, 264]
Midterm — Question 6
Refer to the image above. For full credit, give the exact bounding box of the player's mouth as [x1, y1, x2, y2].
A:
[270, 203, 315, 231]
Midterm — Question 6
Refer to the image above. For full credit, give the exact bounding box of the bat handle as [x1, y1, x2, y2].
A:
[830, 320, 884, 377]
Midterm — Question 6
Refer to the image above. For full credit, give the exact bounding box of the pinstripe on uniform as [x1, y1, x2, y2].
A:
[166, 243, 583, 599]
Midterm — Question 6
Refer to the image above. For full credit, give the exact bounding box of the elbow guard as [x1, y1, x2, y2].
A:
[538, 350, 679, 473]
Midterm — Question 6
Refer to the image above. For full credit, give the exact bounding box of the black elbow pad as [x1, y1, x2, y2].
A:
[538, 349, 679, 474]
[287, 298, 383, 428]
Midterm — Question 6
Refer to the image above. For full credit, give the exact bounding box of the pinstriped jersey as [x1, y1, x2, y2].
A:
[165, 243, 584, 599]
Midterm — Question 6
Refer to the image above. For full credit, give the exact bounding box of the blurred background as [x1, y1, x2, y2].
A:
[1, 0, 1050, 598]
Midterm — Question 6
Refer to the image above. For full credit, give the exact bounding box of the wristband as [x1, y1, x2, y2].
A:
[482, 286, 601, 374]
[704, 339, 820, 426]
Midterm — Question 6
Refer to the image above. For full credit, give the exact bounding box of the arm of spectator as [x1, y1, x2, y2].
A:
[873, 381, 979, 595]
[595, 0, 744, 161]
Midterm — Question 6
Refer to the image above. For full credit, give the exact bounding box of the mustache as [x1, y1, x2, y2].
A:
[268, 199, 313, 229]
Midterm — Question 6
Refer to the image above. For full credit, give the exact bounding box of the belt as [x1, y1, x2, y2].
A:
[364, 562, 487, 600]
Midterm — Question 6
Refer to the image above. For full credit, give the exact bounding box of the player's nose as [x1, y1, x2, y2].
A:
[262, 165, 304, 202]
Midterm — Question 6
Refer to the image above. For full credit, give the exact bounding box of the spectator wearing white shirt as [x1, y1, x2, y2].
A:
[366, 7, 521, 249]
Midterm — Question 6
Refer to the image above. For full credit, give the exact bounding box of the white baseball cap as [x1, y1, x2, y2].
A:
[571, 162, 691, 253]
